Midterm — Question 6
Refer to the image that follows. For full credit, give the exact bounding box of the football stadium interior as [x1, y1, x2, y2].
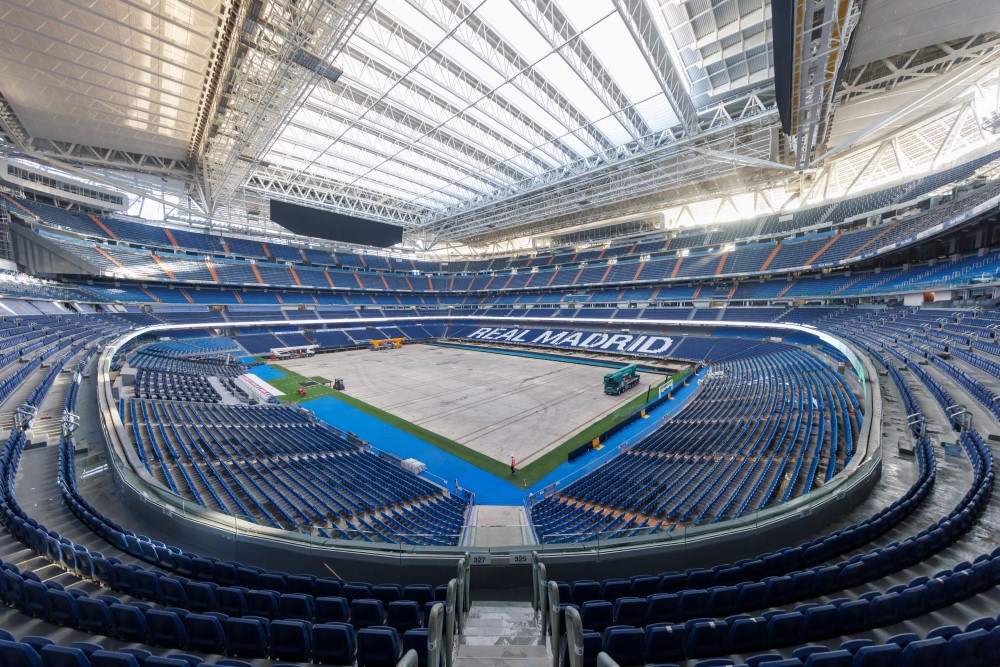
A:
[1, 0, 1000, 666]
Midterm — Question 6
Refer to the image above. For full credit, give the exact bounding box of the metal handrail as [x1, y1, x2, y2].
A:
[531, 551, 543, 612]
[547, 580, 561, 667]
[427, 602, 445, 667]
[596, 652, 620, 667]
[564, 606, 585, 667]
[444, 580, 457, 667]
[396, 649, 419, 667]
[463, 552, 471, 614]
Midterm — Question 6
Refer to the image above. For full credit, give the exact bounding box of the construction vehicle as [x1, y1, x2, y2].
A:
[368, 338, 405, 351]
[604, 364, 640, 395]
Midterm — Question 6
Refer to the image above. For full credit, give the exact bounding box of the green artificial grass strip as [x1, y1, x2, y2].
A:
[262, 364, 339, 403]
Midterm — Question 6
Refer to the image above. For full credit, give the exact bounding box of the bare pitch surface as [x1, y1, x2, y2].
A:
[278, 344, 655, 466]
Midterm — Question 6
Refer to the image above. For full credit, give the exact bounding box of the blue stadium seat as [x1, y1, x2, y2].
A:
[726, 617, 767, 655]
[246, 590, 280, 620]
[685, 620, 729, 659]
[215, 588, 248, 617]
[144, 659, 191, 667]
[317, 596, 351, 624]
[401, 629, 430, 667]
[270, 619, 312, 662]
[943, 628, 990, 666]
[559, 629, 602, 667]
[601, 579, 631, 603]
[45, 590, 79, 628]
[357, 626, 401, 667]
[386, 600, 421, 633]
[851, 644, 901, 667]
[313, 622, 356, 666]
[279, 593, 314, 621]
[613, 597, 646, 627]
[110, 604, 148, 642]
[352, 598, 386, 629]
[580, 600, 615, 633]
[802, 650, 852, 667]
[39, 645, 90, 667]
[183, 613, 228, 654]
[570, 581, 601, 606]
[602, 625, 645, 667]
[372, 584, 404, 604]
[225, 617, 268, 659]
[185, 582, 217, 614]
[89, 652, 140, 667]
[402, 585, 434, 606]
[147, 609, 188, 648]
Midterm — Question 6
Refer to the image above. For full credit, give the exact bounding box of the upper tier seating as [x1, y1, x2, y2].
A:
[8, 149, 999, 291]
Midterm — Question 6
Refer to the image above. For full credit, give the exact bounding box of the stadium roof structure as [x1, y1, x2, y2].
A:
[0, 0, 999, 251]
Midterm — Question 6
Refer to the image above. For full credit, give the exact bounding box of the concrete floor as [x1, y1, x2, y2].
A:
[279, 344, 655, 466]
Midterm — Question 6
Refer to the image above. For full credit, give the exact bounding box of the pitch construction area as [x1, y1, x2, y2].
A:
[276, 343, 661, 469]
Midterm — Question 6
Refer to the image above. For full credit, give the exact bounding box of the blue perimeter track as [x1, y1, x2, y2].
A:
[247, 365, 286, 382]
[301, 367, 704, 505]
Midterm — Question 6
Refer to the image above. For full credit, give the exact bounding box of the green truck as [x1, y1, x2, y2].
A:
[604, 364, 640, 395]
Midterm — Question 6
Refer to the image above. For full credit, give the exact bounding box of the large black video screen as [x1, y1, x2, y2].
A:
[270, 200, 403, 248]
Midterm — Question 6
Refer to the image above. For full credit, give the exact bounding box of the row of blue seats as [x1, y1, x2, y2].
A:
[0, 632, 250, 667]
[564, 374, 996, 664]
[128, 352, 247, 379]
[134, 369, 220, 403]
[585, 615, 1000, 667]
[0, 564, 429, 665]
[58, 374, 459, 612]
[558, 340, 964, 622]
[143, 338, 243, 357]
[547, 354, 932, 609]
[534, 349, 859, 540]
[126, 397, 466, 544]
[0, 346, 450, 666]
[16, 150, 998, 280]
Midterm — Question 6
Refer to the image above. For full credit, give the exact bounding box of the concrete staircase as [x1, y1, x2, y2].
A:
[455, 601, 550, 667]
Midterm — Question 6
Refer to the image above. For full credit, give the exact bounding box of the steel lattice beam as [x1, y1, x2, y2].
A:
[410, 0, 615, 155]
[199, 0, 374, 213]
[838, 34, 1000, 105]
[788, 0, 863, 169]
[425, 113, 779, 244]
[358, 8, 580, 165]
[614, 0, 700, 136]
[512, 0, 652, 143]
[338, 43, 551, 176]
[290, 100, 504, 193]
[0, 92, 29, 151]
[26, 139, 193, 177]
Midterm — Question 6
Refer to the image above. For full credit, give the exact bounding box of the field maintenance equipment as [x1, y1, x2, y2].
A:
[368, 338, 405, 351]
[604, 364, 640, 395]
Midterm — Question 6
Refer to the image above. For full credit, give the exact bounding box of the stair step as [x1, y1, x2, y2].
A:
[458, 601, 544, 666]
[467, 611, 537, 621]
[461, 626, 540, 638]
[460, 636, 545, 647]
[452, 659, 550, 667]
[457, 645, 549, 659]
